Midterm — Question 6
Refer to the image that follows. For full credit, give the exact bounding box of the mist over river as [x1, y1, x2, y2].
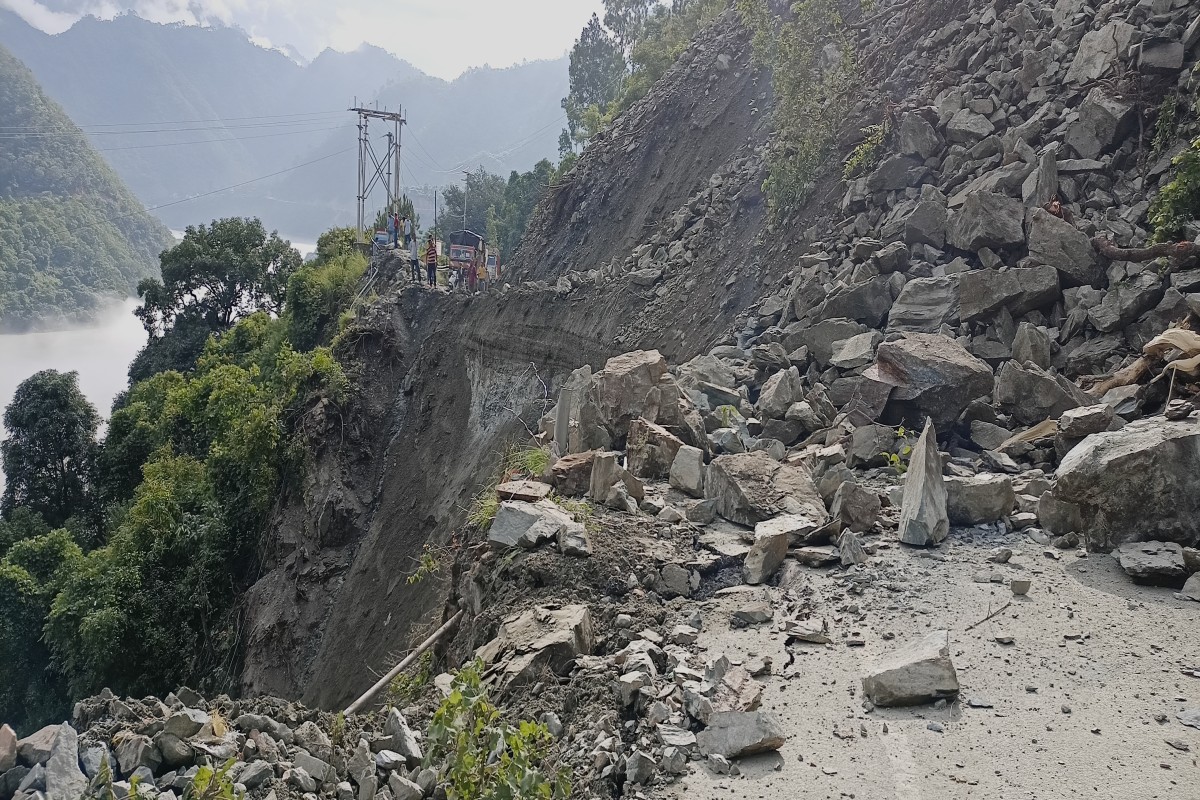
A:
[0, 299, 146, 491]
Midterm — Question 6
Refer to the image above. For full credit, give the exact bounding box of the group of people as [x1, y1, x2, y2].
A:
[384, 210, 498, 293]
[404, 235, 438, 287]
[386, 212, 413, 248]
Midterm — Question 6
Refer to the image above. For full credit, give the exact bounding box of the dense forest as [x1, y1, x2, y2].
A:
[0, 217, 360, 732]
[0, 44, 173, 331]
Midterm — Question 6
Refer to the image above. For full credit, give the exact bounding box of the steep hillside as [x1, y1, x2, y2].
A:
[0, 44, 173, 331]
[0, 10, 568, 238]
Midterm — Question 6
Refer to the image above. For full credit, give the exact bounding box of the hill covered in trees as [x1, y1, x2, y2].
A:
[0, 44, 173, 332]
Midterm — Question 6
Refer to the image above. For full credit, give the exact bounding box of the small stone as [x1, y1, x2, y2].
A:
[927, 722, 945, 733]
[1010, 579, 1032, 596]
[994, 631, 1014, 645]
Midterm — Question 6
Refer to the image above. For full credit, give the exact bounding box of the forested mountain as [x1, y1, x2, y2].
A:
[0, 9, 568, 239]
[0, 44, 174, 332]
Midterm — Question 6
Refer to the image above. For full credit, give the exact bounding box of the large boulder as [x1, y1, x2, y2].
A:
[695, 712, 785, 758]
[488, 501, 574, 550]
[904, 200, 948, 248]
[0, 725, 15, 772]
[743, 521, 790, 585]
[898, 421, 949, 547]
[947, 191, 1026, 252]
[1026, 209, 1103, 287]
[704, 452, 828, 529]
[787, 318, 871, 367]
[1065, 21, 1136, 83]
[677, 355, 737, 391]
[1088, 273, 1164, 333]
[1064, 88, 1136, 160]
[865, 334, 994, 429]
[994, 361, 1091, 425]
[45, 725, 87, 800]
[958, 266, 1059, 322]
[17, 726, 57, 767]
[1054, 418, 1200, 551]
[757, 367, 804, 420]
[811, 275, 896, 328]
[887, 276, 960, 333]
[587, 350, 669, 444]
[946, 475, 1015, 525]
[669, 445, 706, 497]
[1116, 541, 1189, 587]
[626, 418, 685, 479]
[862, 631, 959, 707]
[475, 605, 594, 688]
[898, 111, 943, 159]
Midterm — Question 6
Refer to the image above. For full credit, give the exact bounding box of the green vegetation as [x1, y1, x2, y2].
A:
[0, 220, 361, 732]
[439, 163, 557, 261]
[562, 0, 728, 151]
[183, 760, 243, 800]
[843, 116, 895, 181]
[0, 44, 174, 331]
[387, 650, 435, 707]
[738, 0, 859, 213]
[1149, 136, 1200, 243]
[424, 661, 570, 800]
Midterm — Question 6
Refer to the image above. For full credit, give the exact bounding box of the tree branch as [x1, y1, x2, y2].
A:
[1091, 236, 1200, 265]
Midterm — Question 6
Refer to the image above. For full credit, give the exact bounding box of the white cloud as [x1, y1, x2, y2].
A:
[3, 0, 606, 78]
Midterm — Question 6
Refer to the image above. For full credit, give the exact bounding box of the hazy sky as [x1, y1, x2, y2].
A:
[1, 0, 608, 79]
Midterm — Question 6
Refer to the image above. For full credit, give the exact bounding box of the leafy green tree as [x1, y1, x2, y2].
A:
[315, 227, 360, 262]
[441, 168, 507, 236]
[603, 0, 657, 49]
[135, 217, 301, 337]
[285, 252, 368, 351]
[0, 506, 50, 559]
[562, 14, 628, 148]
[1, 370, 100, 528]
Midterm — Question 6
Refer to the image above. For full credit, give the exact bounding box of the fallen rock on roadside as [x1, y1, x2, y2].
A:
[862, 630, 960, 707]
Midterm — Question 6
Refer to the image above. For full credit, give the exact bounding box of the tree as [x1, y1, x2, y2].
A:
[441, 168, 507, 237]
[604, 0, 657, 49]
[562, 14, 628, 147]
[135, 218, 301, 337]
[1, 370, 100, 528]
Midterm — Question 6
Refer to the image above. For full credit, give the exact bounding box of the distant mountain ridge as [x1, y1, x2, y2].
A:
[0, 9, 569, 239]
[0, 43, 174, 332]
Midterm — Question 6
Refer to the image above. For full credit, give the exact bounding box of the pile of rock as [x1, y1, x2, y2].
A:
[1, 690, 433, 800]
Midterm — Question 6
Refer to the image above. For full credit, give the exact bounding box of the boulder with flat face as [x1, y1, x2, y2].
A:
[626, 417, 685, 479]
[704, 452, 828, 529]
[862, 630, 960, 707]
[1116, 541, 1189, 587]
[1055, 419, 1200, 551]
[865, 334, 994, 429]
[946, 474, 1015, 525]
[947, 191, 1025, 252]
[958, 266, 1059, 322]
[475, 605, 595, 689]
[695, 712, 785, 759]
[587, 349, 669, 443]
[994, 361, 1091, 426]
[887, 276, 960, 333]
[1026, 209, 1103, 287]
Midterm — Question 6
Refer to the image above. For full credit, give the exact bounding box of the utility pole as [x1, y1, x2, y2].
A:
[461, 170, 470, 231]
[349, 104, 405, 242]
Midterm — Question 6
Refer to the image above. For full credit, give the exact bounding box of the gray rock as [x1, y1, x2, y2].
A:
[17, 762, 44, 793]
[627, 417, 685, 479]
[811, 275, 896, 328]
[743, 520, 791, 585]
[387, 772, 423, 800]
[1065, 21, 1136, 83]
[293, 751, 333, 785]
[831, 482, 881, 534]
[1088, 273, 1164, 333]
[945, 109, 994, 143]
[1055, 418, 1200, 550]
[44, 725, 87, 800]
[669, 444, 706, 497]
[625, 749, 656, 785]
[946, 475, 1015, 525]
[757, 367, 804, 420]
[887, 276, 960, 333]
[695, 712, 785, 758]
[958, 266, 1059, 322]
[0, 724, 15, 772]
[994, 361, 1091, 425]
[16, 726, 57, 767]
[866, 334, 994, 429]
[558, 521, 592, 557]
[153, 733, 193, 769]
[113, 733, 160, 777]
[1023, 149, 1059, 208]
[238, 761, 272, 790]
[383, 708, 422, 764]
[898, 112, 942, 159]
[862, 630, 960, 707]
[488, 500, 572, 550]
[233, 714, 290, 743]
[872, 241, 911, 273]
[1138, 37, 1184, 73]
[947, 192, 1025, 252]
[1026, 209, 1102, 287]
[1057, 404, 1114, 439]
[829, 331, 882, 369]
[904, 200, 948, 249]
[294, 721, 331, 763]
[629, 268, 663, 286]
[970, 420, 1012, 451]
[1011, 322, 1052, 369]
[704, 452, 828, 529]
[162, 709, 208, 740]
[1117, 541, 1189, 587]
[0, 765, 30, 799]
[787, 318, 871, 367]
[898, 421, 948, 547]
[1065, 88, 1136, 160]
[79, 746, 112, 781]
[1181, 573, 1200, 602]
[285, 767, 316, 793]
[730, 603, 773, 627]
[374, 750, 405, 771]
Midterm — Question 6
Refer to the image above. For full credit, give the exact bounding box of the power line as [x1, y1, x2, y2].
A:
[0, 109, 347, 131]
[0, 117, 354, 139]
[94, 125, 344, 153]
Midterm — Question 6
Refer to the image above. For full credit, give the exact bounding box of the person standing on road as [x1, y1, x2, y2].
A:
[409, 236, 421, 283]
[425, 236, 438, 287]
[403, 216, 413, 247]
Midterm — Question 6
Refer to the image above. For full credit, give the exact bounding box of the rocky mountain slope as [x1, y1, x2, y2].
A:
[5, 0, 1200, 798]
[0, 43, 173, 331]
